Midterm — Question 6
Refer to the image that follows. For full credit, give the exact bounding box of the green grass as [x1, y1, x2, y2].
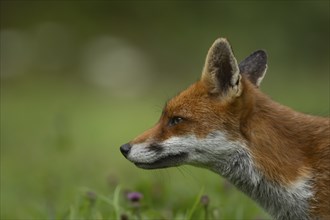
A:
[1, 74, 328, 220]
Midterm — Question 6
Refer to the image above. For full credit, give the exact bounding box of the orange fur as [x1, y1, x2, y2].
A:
[239, 79, 330, 217]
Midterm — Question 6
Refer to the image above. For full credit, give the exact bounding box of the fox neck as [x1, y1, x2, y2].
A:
[210, 146, 312, 220]
[210, 84, 315, 219]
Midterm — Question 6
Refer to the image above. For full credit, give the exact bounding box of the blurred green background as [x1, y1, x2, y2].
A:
[1, 1, 329, 219]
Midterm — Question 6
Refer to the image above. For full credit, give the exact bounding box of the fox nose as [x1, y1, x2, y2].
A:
[120, 143, 132, 158]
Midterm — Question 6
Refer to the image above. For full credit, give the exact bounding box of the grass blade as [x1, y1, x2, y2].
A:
[113, 185, 121, 220]
[185, 187, 204, 220]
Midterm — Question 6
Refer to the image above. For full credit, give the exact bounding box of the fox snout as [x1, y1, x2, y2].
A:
[120, 143, 132, 158]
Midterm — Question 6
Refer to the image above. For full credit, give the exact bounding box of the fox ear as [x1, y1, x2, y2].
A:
[201, 38, 241, 97]
[239, 50, 267, 87]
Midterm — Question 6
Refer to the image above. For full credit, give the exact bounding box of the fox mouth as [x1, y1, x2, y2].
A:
[134, 152, 188, 169]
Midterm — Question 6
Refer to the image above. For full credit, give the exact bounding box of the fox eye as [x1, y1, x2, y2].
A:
[168, 116, 184, 127]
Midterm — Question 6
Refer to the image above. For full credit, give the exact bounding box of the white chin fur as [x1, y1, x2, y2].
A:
[127, 142, 158, 164]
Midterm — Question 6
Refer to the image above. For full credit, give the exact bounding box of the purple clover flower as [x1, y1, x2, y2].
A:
[200, 194, 210, 220]
[127, 192, 143, 202]
[200, 195, 210, 207]
[86, 191, 97, 205]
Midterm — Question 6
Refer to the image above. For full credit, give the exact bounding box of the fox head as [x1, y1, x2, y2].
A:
[120, 38, 267, 173]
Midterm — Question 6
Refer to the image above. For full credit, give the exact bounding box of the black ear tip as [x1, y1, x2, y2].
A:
[242, 50, 267, 67]
[254, 50, 268, 61]
[238, 49, 268, 86]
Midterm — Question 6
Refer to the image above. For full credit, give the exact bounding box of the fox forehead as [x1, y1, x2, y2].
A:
[164, 81, 225, 117]
[164, 81, 213, 118]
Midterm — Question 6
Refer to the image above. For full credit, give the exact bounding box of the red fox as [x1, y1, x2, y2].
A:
[120, 38, 330, 219]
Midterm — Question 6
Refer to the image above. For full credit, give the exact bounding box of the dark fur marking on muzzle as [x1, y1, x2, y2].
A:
[149, 143, 164, 153]
[134, 152, 188, 169]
